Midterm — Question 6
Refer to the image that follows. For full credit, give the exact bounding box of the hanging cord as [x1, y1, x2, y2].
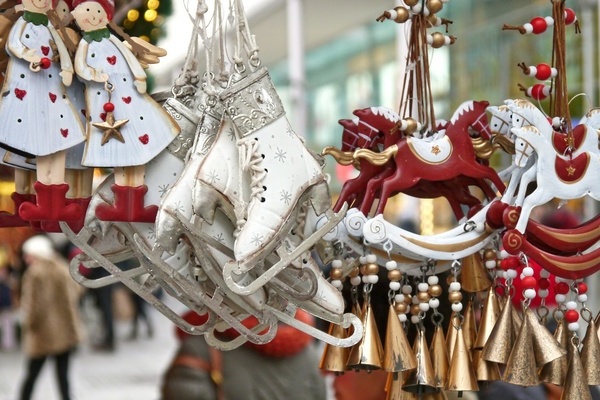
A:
[173, 0, 209, 91]
[550, 0, 571, 133]
[233, 0, 259, 71]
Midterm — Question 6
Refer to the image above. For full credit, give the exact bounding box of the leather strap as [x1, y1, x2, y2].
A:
[167, 347, 224, 400]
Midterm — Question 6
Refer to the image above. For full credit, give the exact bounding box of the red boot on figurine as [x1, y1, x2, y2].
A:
[0, 192, 36, 227]
[19, 182, 83, 222]
[95, 184, 158, 223]
[41, 197, 92, 233]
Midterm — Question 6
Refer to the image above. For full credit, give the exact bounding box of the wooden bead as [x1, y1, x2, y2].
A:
[404, 0, 419, 6]
[448, 291, 463, 303]
[359, 264, 367, 275]
[348, 267, 360, 278]
[431, 32, 446, 49]
[388, 269, 402, 282]
[403, 294, 412, 305]
[427, 0, 443, 14]
[417, 292, 431, 303]
[411, 304, 421, 315]
[395, 302, 407, 314]
[330, 268, 343, 280]
[394, 6, 410, 23]
[403, 118, 419, 135]
[483, 249, 496, 260]
[428, 284, 442, 297]
[364, 263, 379, 275]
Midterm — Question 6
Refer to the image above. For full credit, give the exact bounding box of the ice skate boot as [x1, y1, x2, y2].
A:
[220, 67, 344, 274]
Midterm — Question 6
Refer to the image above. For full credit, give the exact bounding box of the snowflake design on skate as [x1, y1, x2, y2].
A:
[207, 170, 220, 185]
[250, 233, 264, 247]
[173, 201, 185, 214]
[158, 184, 170, 198]
[286, 123, 295, 137]
[213, 232, 225, 244]
[274, 147, 287, 162]
[228, 126, 236, 141]
[280, 189, 292, 205]
[147, 226, 157, 240]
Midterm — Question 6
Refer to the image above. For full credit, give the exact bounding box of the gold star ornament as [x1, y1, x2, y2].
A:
[92, 112, 129, 146]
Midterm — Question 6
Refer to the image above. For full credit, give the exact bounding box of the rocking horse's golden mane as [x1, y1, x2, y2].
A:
[513, 98, 536, 109]
[353, 145, 399, 166]
[491, 133, 515, 155]
[471, 136, 495, 159]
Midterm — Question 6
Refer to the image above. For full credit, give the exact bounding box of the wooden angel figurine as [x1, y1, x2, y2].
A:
[71, 0, 179, 222]
[0, 0, 86, 224]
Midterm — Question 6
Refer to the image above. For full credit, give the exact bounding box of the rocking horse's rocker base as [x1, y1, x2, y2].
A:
[19, 182, 83, 223]
[96, 184, 158, 223]
[41, 197, 92, 233]
[0, 192, 36, 227]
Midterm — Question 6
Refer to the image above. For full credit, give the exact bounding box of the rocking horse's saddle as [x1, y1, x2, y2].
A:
[555, 151, 590, 183]
[406, 135, 452, 165]
[552, 124, 587, 154]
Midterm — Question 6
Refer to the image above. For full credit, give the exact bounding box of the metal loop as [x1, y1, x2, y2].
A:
[536, 305, 549, 320]
[431, 310, 444, 326]
[581, 307, 593, 323]
[388, 289, 396, 305]
[571, 334, 580, 348]
[383, 239, 393, 254]
[452, 313, 464, 330]
[463, 220, 476, 233]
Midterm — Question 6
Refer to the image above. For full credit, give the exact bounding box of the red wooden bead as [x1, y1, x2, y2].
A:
[555, 281, 570, 295]
[538, 278, 550, 290]
[530, 17, 547, 34]
[564, 309, 579, 323]
[501, 256, 521, 271]
[535, 63, 552, 80]
[103, 102, 115, 112]
[564, 8, 576, 25]
[521, 276, 537, 289]
[530, 84, 549, 100]
[577, 282, 588, 295]
[40, 57, 51, 69]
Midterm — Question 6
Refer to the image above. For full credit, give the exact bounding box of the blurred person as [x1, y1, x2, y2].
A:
[0, 261, 15, 350]
[18, 235, 82, 400]
[161, 309, 326, 400]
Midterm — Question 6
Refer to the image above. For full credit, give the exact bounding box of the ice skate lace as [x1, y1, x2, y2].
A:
[235, 137, 266, 235]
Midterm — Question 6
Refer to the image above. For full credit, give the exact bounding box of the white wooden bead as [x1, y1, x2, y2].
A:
[555, 294, 566, 303]
[389, 281, 401, 291]
[578, 294, 588, 303]
[331, 259, 343, 268]
[539, 269, 550, 278]
[418, 283, 429, 292]
[386, 260, 398, 271]
[451, 302, 463, 313]
[395, 294, 405, 303]
[566, 301, 577, 310]
[350, 276, 362, 286]
[429, 298, 440, 309]
[367, 275, 379, 284]
[359, 256, 368, 264]
[399, 314, 407, 322]
[449, 282, 461, 292]
[522, 266, 534, 277]
[524, 289, 536, 299]
[402, 285, 413, 294]
[506, 269, 518, 279]
[538, 289, 549, 298]
[331, 280, 343, 289]
[568, 322, 579, 332]
[485, 260, 497, 269]
[427, 276, 439, 285]
[419, 303, 430, 312]
[366, 254, 377, 264]
[411, 315, 421, 324]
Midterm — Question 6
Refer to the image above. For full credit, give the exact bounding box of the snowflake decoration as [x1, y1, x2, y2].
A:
[206, 170, 220, 185]
[228, 126, 236, 141]
[285, 123, 295, 137]
[312, 169, 321, 181]
[174, 201, 185, 214]
[280, 190, 292, 205]
[274, 147, 287, 162]
[147, 227, 156, 240]
[250, 233, 264, 247]
[158, 184, 170, 198]
[213, 232, 225, 244]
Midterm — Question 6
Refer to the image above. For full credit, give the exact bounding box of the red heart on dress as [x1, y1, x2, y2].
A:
[60, 128, 68, 137]
[138, 134, 149, 145]
[122, 96, 131, 104]
[100, 113, 107, 121]
[14, 88, 26, 100]
[49, 92, 57, 103]
[107, 56, 117, 65]
[41, 46, 49, 56]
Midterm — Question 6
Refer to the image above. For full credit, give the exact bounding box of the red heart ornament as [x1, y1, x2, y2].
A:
[122, 96, 131, 104]
[49, 92, 57, 103]
[60, 128, 68, 137]
[41, 46, 49, 56]
[14, 88, 26, 100]
[100, 113, 107, 121]
[107, 56, 117, 65]
[138, 134, 149, 145]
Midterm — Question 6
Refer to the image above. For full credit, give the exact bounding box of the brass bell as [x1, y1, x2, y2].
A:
[403, 328, 437, 394]
[446, 324, 479, 393]
[539, 318, 568, 385]
[460, 253, 492, 293]
[482, 297, 515, 364]
[319, 322, 350, 374]
[463, 296, 478, 352]
[346, 302, 384, 371]
[523, 307, 565, 368]
[502, 311, 540, 386]
[430, 324, 449, 388]
[473, 348, 501, 383]
[474, 286, 500, 350]
[580, 311, 600, 385]
[383, 305, 417, 372]
[563, 339, 593, 400]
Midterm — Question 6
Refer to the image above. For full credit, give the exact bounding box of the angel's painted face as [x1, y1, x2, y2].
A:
[72, 2, 108, 32]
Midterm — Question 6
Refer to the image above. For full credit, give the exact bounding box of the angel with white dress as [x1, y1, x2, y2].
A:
[71, 0, 179, 222]
[0, 0, 86, 223]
